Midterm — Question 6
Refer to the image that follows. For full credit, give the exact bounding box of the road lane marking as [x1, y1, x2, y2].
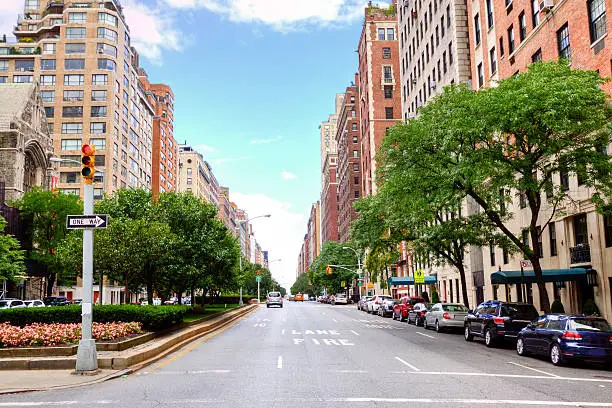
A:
[143, 370, 231, 375]
[394, 356, 421, 372]
[329, 398, 612, 406]
[390, 370, 612, 383]
[312, 339, 320, 345]
[281, 329, 285, 335]
[508, 361, 561, 378]
[332, 318, 338, 322]
[330, 369, 367, 373]
[277, 356, 283, 369]
[415, 332, 435, 339]
[350, 330, 360, 336]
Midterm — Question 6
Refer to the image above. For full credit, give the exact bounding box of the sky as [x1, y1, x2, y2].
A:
[0, 0, 375, 291]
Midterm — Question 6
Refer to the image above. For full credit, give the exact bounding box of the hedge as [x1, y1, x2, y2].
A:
[0, 305, 190, 331]
[194, 296, 255, 305]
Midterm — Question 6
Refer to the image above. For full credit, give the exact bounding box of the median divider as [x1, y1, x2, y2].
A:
[0, 304, 258, 371]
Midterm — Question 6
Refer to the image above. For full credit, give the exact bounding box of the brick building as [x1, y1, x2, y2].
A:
[320, 153, 338, 243]
[358, 2, 403, 196]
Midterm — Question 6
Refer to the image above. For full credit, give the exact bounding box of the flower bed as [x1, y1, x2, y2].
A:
[0, 322, 143, 348]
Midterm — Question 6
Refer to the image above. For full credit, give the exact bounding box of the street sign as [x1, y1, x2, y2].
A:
[256, 276, 262, 283]
[520, 260, 533, 268]
[367, 282, 374, 288]
[414, 269, 425, 284]
[358, 281, 363, 287]
[66, 214, 109, 229]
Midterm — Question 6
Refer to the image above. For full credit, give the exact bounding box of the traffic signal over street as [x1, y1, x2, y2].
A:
[81, 144, 95, 184]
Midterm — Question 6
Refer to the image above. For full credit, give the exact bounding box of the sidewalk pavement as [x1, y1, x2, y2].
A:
[0, 304, 259, 395]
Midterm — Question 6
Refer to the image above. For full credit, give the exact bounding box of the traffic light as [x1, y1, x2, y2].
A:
[325, 266, 332, 275]
[81, 144, 95, 184]
[257, 269, 261, 276]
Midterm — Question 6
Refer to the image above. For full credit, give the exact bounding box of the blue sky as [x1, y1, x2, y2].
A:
[0, 0, 373, 289]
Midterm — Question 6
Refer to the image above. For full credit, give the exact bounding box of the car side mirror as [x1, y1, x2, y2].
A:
[526, 323, 535, 330]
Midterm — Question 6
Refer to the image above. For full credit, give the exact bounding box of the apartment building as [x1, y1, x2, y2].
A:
[320, 153, 339, 243]
[308, 202, 322, 263]
[466, 0, 612, 319]
[1, 0, 156, 199]
[320, 94, 344, 185]
[177, 144, 219, 206]
[217, 186, 237, 236]
[398, 0, 472, 117]
[335, 79, 363, 243]
[358, 3, 403, 196]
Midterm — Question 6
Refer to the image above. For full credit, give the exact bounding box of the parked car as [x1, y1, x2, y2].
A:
[517, 314, 612, 366]
[392, 296, 426, 322]
[0, 299, 26, 309]
[464, 300, 539, 347]
[152, 298, 162, 306]
[266, 291, 283, 308]
[72, 299, 83, 305]
[377, 297, 395, 317]
[408, 303, 431, 326]
[43, 296, 71, 306]
[357, 296, 373, 311]
[332, 294, 348, 305]
[366, 295, 393, 314]
[425, 303, 470, 332]
[24, 299, 45, 308]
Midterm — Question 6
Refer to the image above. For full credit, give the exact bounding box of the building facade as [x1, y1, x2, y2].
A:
[358, 3, 403, 196]
[177, 145, 219, 206]
[320, 153, 338, 243]
[308, 202, 322, 264]
[320, 94, 344, 186]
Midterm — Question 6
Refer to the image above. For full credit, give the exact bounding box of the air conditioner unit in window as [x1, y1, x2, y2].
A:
[411, 78, 417, 84]
[412, 10, 417, 17]
[539, 0, 554, 12]
[430, 80, 437, 89]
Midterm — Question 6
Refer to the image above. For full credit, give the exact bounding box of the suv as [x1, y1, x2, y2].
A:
[464, 300, 539, 347]
[266, 292, 283, 308]
[43, 296, 71, 306]
[332, 294, 348, 305]
[367, 295, 393, 314]
[0, 299, 26, 309]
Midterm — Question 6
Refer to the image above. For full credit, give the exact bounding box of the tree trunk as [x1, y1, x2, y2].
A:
[456, 263, 470, 308]
[531, 257, 551, 313]
[146, 280, 153, 305]
[190, 287, 195, 306]
[46, 272, 55, 297]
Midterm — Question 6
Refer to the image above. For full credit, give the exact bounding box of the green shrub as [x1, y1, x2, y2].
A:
[430, 285, 440, 304]
[0, 305, 190, 331]
[551, 299, 565, 314]
[582, 299, 600, 316]
[194, 295, 254, 305]
[421, 291, 430, 302]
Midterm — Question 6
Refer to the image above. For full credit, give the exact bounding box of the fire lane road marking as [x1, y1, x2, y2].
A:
[507, 361, 561, 378]
[394, 356, 421, 372]
[277, 356, 283, 369]
[350, 330, 360, 336]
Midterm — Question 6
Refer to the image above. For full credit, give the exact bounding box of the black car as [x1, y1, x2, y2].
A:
[464, 300, 539, 347]
[43, 296, 71, 306]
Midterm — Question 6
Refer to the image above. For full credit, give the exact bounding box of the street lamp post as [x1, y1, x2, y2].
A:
[343, 246, 362, 297]
[237, 214, 271, 306]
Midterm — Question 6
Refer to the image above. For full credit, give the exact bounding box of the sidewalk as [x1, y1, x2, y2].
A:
[0, 304, 258, 394]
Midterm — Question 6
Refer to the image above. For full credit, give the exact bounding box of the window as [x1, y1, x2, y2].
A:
[91, 106, 106, 118]
[97, 58, 116, 71]
[378, 28, 385, 40]
[503, 247, 509, 264]
[90, 122, 106, 134]
[489, 242, 496, 266]
[383, 66, 393, 83]
[25, 0, 39, 9]
[531, 48, 542, 63]
[61, 139, 81, 151]
[449, 42, 453, 64]
[41, 90, 54, 102]
[44, 107, 54, 118]
[64, 74, 84, 86]
[65, 59, 85, 70]
[382, 47, 391, 59]
[40, 75, 55, 86]
[13, 75, 33, 83]
[519, 191, 527, 208]
[386, 28, 394, 40]
[68, 12, 86, 23]
[62, 106, 83, 118]
[519, 12, 527, 42]
[443, 51, 447, 73]
[384, 86, 393, 99]
[536, 226, 543, 258]
[63, 90, 83, 102]
[40, 59, 56, 70]
[90, 138, 106, 150]
[486, 0, 494, 28]
[354, 190, 360, 199]
[97, 27, 118, 42]
[385, 107, 393, 119]
[353, 164, 359, 171]
[604, 215, 612, 247]
[60, 172, 79, 184]
[66, 27, 86, 39]
[508, 25, 515, 53]
[42, 43, 55, 55]
[15, 60, 34, 72]
[353, 150, 358, 158]
[549, 222, 558, 255]
[98, 12, 118, 27]
[559, 163, 570, 191]
[531, 0, 540, 27]
[60, 156, 80, 167]
[499, 37, 505, 56]
[62, 123, 82, 134]
[477, 63, 484, 88]
[92, 74, 108, 86]
[474, 14, 481, 45]
[490, 47, 497, 73]
[65, 43, 86, 54]
[97, 43, 117, 57]
[557, 23, 570, 61]
[352, 124, 358, 132]
[92, 90, 107, 102]
[522, 229, 530, 248]
[588, 0, 607, 43]
[447, 5, 451, 27]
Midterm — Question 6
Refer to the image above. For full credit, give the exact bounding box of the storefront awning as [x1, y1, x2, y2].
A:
[388, 275, 438, 286]
[490, 268, 588, 285]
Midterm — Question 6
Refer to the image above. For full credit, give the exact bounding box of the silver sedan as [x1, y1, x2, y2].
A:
[424, 303, 470, 332]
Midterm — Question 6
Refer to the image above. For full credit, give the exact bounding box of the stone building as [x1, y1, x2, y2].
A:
[0, 83, 55, 202]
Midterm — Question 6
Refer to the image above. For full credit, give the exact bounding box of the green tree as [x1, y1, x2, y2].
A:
[0, 216, 25, 282]
[291, 272, 311, 295]
[309, 241, 359, 295]
[12, 188, 82, 295]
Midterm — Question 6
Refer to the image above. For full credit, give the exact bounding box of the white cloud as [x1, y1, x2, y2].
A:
[0, 0, 23, 40]
[280, 171, 297, 180]
[250, 136, 283, 145]
[162, 0, 369, 31]
[122, 0, 184, 63]
[232, 192, 306, 290]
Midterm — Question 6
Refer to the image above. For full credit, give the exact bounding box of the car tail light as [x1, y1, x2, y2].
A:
[375, 301, 379, 304]
[442, 312, 451, 320]
[493, 317, 505, 325]
[609, 336, 612, 343]
[561, 331, 582, 341]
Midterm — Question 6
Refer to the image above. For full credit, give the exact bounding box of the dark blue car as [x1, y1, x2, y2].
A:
[517, 314, 612, 366]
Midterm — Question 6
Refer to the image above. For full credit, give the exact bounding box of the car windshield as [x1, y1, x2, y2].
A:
[0, 301, 8, 307]
[502, 304, 539, 320]
[568, 318, 612, 332]
[443, 304, 469, 312]
[269, 292, 281, 297]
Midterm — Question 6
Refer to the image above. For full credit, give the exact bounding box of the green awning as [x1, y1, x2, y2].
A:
[388, 275, 438, 286]
[490, 268, 587, 285]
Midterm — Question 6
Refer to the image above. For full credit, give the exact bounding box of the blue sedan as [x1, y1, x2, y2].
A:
[517, 314, 612, 366]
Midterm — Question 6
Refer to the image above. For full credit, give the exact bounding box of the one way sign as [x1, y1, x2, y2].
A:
[66, 214, 109, 229]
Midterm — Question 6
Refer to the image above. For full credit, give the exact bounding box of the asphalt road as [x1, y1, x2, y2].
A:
[1, 301, 612, 407]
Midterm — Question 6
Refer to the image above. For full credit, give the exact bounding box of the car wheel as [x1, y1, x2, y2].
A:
[464, 324, 474, 341]
[424, 319, 429, 329]
[435, 320, 441, 333]
[266, 305, 270, 308]
[516, 337, 527, 356]
[550, 344, 564, 366]
[485, 327, 496, 348]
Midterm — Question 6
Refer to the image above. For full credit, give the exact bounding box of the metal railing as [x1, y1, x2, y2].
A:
[570, 244, 591, 264]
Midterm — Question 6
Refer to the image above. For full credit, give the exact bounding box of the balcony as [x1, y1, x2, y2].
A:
[570, 244, 591, 265]
[46, 2, 64, 10]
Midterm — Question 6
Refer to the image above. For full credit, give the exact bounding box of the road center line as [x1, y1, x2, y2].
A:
[277, 356, 283, 369]
[350, 330, 360, 336]
[281, 329, 285, 335]
[394, 356, 421, 372]
[508, 361, 561, 378]
[415, 332, 435, 339]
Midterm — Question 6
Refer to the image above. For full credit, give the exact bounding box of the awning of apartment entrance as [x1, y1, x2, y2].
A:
[388, 275, 438, 286]
[490, 268, 588, 285]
